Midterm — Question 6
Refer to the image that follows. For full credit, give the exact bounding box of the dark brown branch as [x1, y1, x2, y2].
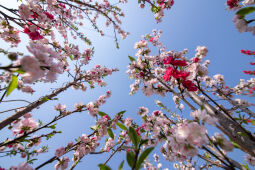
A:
[104, 142, 125, 165]
[197, 154, 227, 169]
[36, 131, 97, 169]
[188, 92, 255, 157]
[0, 79, 79, 131]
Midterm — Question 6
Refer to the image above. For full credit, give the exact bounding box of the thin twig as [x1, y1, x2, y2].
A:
[104, 141, 125, 165]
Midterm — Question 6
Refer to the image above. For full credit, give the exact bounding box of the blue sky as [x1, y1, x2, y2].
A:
[0, 0, 254, 169]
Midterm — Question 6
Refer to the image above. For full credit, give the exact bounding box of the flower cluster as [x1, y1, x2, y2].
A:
[12, 113, 39, 136]
[9, 163, 33, 170]
[232, 15, 255, 34]
[162, 121, 208, 162]
[190, 109, 217, 125]
[0, 22, 21, 47]
[127, 30, 210, 97]
[73, 134, 98, 161]
[86, 90, 112, 117]
[55, 157, 70, 170]
[125, 107, 211, 164]
[17, 42, 65, 83]
[138, 0, 174, 22]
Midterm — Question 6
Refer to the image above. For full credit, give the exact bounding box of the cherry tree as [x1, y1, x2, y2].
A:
[118, 0, 255, 169]
[0, 0, 129, 169]
[0, 0, 255, 170]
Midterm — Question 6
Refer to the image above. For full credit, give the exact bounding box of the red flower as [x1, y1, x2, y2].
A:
[163, 56, 174, 64]
[43, 11, 54, 20]
[227, 0, 239, 9]
[103, 115, 110, 120]
[241, 49, 255, 55]
[163, 56, 187, 66]
[31, 12, 39, 19]
[153, 110, 159, 116]
[243, 70, 255, 75]
[245, 118, 252, 123]
[172, 70, 189, 79]
[171, 60, 188, 66]
[182, 80, 198, 91]
[28, 31, 44, 40]
[171, 0, 174, 6]
[163, 67, 173, 81]
[24, 27, 30, 34]
[241, 49, 245, 53]
[24, 26, 44, 40]
[140, 72, 144, 77]
[193, 57, 199, 63]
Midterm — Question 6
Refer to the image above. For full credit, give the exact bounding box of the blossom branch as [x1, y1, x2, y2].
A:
[216, 89, 255, 118]
[197, 154, 227, 169]
[36, 130, 97, 169]
[0, 79, 78, 131]
[103, 141, 126, 165]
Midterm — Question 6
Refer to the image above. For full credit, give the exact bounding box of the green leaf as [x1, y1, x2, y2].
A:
[237, 132, 249, 138]
[250, 120, 255, 126]
[117, 110, 126, 116]
[107, 128, 114, 139]
[136, 147, 154, 170]
[18, 136, 30, 143]
[69, 54, 73, 60]
[241, 162, 250, 170]
[49, 124, 56, 129]
[14, 68, 26, 74]
[116, 122, 128, 131]
[204, 152, 211, 159]
[90, 125, 97, 130]
[116, 42, 119, 49]
[151, 6, 159, 13]
[98, 111, 107, 116]
[46, 133, 54, 140]
[231, 141, 240, 149]
[128, 56, 135, 62]
[98, 164, 112, 170]
[41, 96, 50, 101]
[128, 127, 140, 149]
[98, 111, 109, 117]
[243, 119, 248, 125]
[6, 75, 18, 97]
[237, 7, 255, 17]
[118, 160, 124, 170]
[27, 158, 38, 164]
[38, 120, 43, 126]
[126, 151, 135, 168]
[234, 117, 242, 121]
[139, 139, 148, 147]
[178, 66, 183, 71]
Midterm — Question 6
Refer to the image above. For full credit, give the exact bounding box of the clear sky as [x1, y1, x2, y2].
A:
[0, 0, 254, 169]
